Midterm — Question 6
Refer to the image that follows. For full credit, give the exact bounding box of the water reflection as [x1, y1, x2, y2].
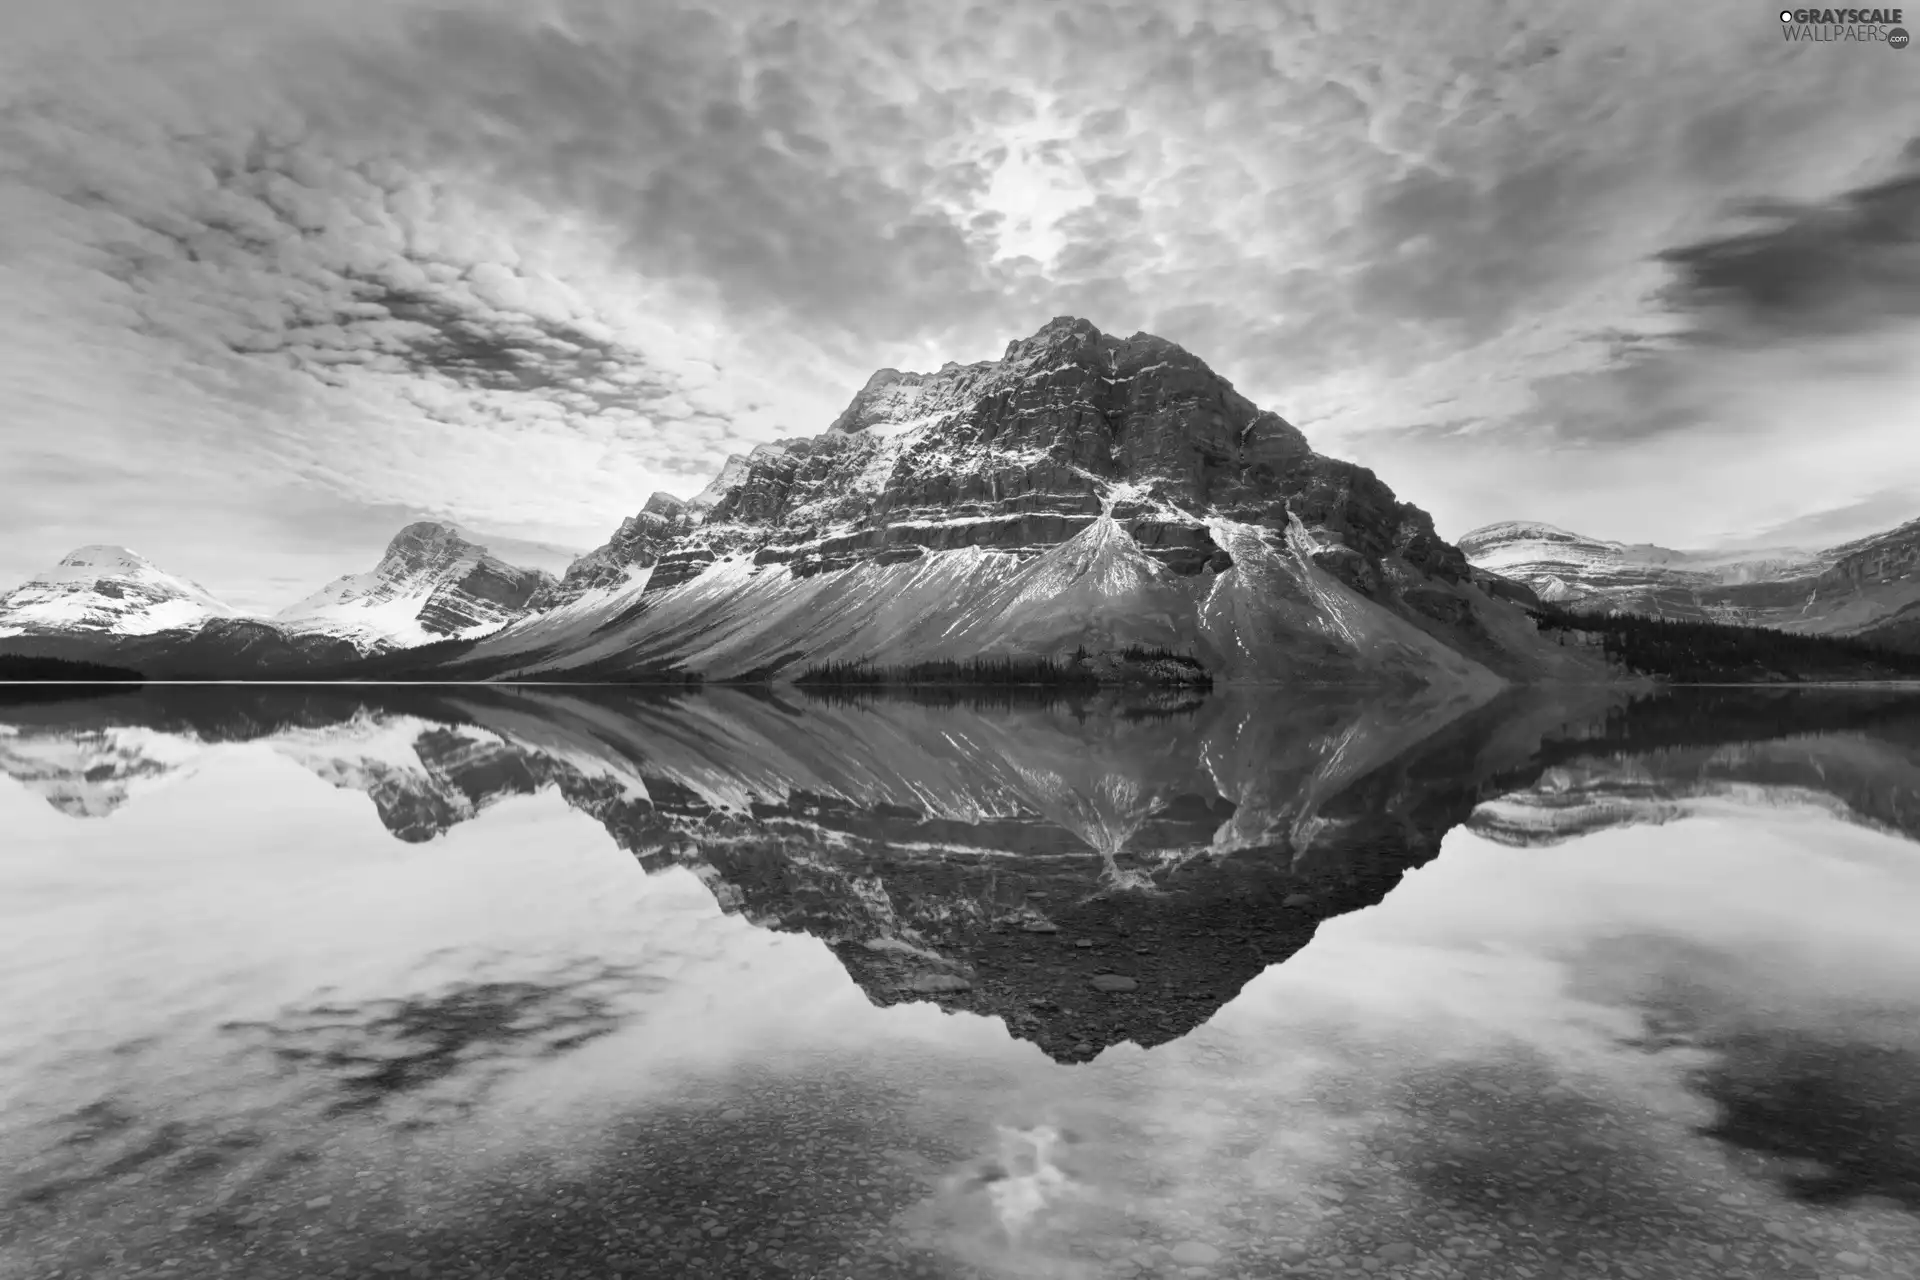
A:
[1, 683, 1918, 1279]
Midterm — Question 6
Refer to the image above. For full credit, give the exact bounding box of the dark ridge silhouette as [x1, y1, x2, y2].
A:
[1529, 604, 1920, 682]
[0, 654, 144, 682]
[283, 631, 488, 682]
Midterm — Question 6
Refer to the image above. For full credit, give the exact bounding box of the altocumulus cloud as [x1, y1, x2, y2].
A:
[0, 0, 1917, 605]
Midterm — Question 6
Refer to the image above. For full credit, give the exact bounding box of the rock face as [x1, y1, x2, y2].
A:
[278, 522, 556, 649]
[668, 318, 1466, 586]
[451, 318, 1596, 687]
[530, 493, 691, 609]
[1458, 519, 1920, 647]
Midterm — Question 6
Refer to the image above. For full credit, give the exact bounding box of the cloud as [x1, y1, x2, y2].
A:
[2, 0, 1919, 600]
[1657, 162, 1920, 342]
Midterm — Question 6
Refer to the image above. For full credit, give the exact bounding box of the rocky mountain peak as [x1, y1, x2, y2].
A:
[57, 544, 159, 573]
[640, 491, 687, 520]
[531, 492, 697, 610]
[1001, 313, 1104, 361]
[645, 315, 1460, 600]
[278, 522, 553, 647]
[379, 521, 478, 568]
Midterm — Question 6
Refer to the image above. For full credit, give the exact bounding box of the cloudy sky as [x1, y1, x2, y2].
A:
[2, 0, 1917, 609]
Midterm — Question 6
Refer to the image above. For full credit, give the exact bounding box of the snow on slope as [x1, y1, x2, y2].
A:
[1457, 517, 1920, 638]
[458, 567, 655, 664]
[450, 317, 1602, 687]
[0, 546, 237, 639]
[1199, 516, 1500, 689]
[464, 508, 1505, 696]
[1457, 522, 1827, 602]
[277, 522, 553, 650]
[479, 545, 1031, 679]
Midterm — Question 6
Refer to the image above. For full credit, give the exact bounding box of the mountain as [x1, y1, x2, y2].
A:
[0, 546, 237, 638]
[277, 521, 556, 648]
[421, 317, 1602, 688]
[0, 547, 359, 677]
[0, 525, 554, 678]
[1458, 519, 1920, 649]
[527, 493, 690, 611]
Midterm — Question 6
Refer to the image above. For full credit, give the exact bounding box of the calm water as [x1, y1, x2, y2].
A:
[2, 683, 1919, 1280]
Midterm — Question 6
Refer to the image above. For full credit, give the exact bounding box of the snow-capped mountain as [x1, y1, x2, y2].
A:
[0, 546, 237, 639]
[424, 317, 1602, 687]
[0, 525, 556, 677]
[277, 522, 556, 649]
[0, 546, 370, 676]
[1457, 518, 1920, 647]
[529, 493, 689, 610]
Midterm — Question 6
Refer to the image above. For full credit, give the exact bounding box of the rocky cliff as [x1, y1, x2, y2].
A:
[448, 318, 1595, 687]
[529, 493, 691, 609]
[278, 522, 556, 648]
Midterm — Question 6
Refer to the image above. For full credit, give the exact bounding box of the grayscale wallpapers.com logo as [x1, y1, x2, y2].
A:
[1778, 7, 1909, 44]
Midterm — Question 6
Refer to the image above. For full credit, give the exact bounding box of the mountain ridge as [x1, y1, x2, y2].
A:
[1459, 517, 1920, 648]
[278, 520, 556, 647]
[0, 523, 554, 677]
[416, 316, 1605, 688]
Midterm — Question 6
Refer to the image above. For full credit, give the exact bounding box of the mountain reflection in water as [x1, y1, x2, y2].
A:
[1, 683, 1918, 1280]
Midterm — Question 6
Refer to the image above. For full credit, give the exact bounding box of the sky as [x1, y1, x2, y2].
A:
[1, 0, 1917, 610]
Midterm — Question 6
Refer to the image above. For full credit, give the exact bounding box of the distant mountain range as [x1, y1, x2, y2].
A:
[17, 317, 1918, 685]
[1458, 519, 1920, 651]
[0, 317, 1612, 688]
[7, 682, 1916, 1061]
[0, 522, 557, 677]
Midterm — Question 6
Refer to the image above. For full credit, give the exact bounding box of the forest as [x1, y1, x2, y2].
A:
[1528, 605, 1920, 682]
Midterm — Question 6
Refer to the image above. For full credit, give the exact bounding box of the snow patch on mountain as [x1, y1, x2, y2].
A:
[472, 567, 655, 662]
[0, 546, 237, 639]
[1458, 522, 1827, 591]
[277, 522, 554, 650]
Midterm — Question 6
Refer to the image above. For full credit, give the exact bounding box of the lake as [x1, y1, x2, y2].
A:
[2, 683, 1918, 1280]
